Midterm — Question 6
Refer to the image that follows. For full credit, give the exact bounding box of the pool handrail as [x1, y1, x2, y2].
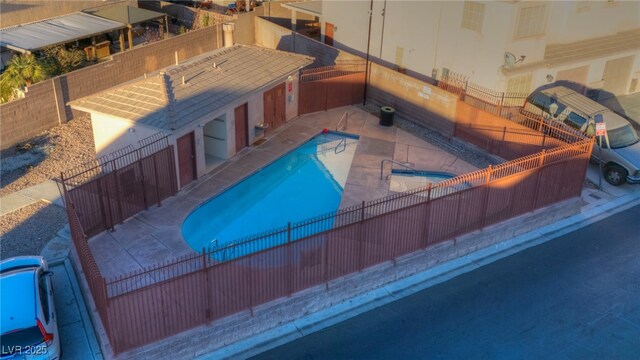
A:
[336, 112, 348, 131]
[380, 159, 417, 179]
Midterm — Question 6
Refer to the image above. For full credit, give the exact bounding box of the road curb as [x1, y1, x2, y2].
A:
[202, 192, 640, 360]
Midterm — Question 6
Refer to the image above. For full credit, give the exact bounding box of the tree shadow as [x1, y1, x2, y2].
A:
[0, 201, 67, 260]
[0, 134, 53, 190]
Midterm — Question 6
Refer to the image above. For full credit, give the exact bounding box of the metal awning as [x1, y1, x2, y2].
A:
[0, 12, 125, 54]
[87, 5, 166, 27]
[281, 1, 322, 17]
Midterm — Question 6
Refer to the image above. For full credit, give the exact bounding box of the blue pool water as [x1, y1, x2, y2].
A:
[182, 132, 359, 257]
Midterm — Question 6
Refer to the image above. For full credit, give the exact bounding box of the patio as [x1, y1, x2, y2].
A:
[88, 106, 478, 279]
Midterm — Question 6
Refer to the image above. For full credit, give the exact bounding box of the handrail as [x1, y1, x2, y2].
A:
[336, 112, 348, 131]
[380, 159, 418, 179]
[208, 239, 218, 253]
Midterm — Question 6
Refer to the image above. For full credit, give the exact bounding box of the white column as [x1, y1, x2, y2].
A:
[320, 16, 325, 43]
[292, 10, 297, 32]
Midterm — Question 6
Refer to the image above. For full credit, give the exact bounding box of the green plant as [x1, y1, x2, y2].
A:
[201, 13, 210, 28]
[178, 25, 187, 34]
[41, 46, 86, 75]
[1, 53, 47, 88]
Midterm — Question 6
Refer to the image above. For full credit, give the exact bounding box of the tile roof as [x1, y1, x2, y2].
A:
[70, 45, 314, 130]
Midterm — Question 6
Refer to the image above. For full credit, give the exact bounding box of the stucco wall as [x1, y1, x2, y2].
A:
[92, 113, 159, 158]
[320, 1, 640, 93]
[1, 25, 222, 150]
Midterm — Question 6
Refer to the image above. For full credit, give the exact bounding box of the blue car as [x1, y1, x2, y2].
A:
[1, 257, 61, 360]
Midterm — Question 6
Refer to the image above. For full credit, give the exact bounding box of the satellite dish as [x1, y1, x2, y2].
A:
[504, 52, 517, 68]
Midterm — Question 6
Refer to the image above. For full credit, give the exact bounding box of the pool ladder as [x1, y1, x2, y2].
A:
[380, 159, 418, 179]
[207, 239, 236, 261]
[336, 112, 348, 131]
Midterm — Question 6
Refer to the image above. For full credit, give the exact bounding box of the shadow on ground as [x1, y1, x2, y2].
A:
[0, 201, 67, 259]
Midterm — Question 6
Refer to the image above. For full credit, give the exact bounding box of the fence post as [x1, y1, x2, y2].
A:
[422, 183, 433, 249]
[112, 160, 124, 224]
[358, 201, 365, 271]
[287, 222, 293, 296]
[480, 165, 494, 227]
[152, 154, 162, 207]
[137, 149, 149, 210]
[202, 248, 211, 322]
[96, 177, 113, 231]
[532, 150, 546, 210]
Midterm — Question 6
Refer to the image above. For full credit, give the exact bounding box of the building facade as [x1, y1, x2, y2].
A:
[320, 0, 640, 95]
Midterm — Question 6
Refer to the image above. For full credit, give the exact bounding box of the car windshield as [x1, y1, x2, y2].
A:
[607, 124, 640, 149]
[1, 326, 44, 354]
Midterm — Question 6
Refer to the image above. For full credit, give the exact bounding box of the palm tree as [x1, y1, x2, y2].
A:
[0, 53, 47, 89]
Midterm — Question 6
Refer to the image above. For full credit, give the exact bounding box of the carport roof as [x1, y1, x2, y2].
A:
[87, 5, 166, 26]
[0, 12, 125, 53]
[69, 45, 314, 131]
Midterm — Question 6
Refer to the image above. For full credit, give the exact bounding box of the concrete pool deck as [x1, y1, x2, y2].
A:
[88, 106, 478, 280]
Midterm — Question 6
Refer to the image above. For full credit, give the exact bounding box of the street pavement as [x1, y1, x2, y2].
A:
[254, 205, 640, 360]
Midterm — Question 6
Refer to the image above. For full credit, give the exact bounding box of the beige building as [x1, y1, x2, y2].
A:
[318, 0, 640, 96]
[70, 45, 312, 188]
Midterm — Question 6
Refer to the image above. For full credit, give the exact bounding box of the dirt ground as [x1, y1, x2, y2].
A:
[0, 114, 96, 197]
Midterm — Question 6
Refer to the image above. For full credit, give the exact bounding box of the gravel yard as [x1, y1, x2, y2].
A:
[0, 201, 68, 259]
[0, 114, 95, 197]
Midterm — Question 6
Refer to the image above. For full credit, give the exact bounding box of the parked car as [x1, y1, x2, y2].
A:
[524, 86, 640, 185]
[1, 257, 61, 360]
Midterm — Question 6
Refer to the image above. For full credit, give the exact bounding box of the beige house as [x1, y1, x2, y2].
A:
[318, 0, 640, 96]
[70, 45, 313, 188]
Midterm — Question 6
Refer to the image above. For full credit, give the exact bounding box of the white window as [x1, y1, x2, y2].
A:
[514, 4, 547, 38]
[461, 1, 485, 33]
[506, 73, 533, 94]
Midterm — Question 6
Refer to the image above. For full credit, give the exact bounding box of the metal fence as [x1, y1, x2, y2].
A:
[60, 133, 178, 238]
[98, 137, 592, 353]
[438, 71, 529, 117]
[64, 91, 593, 353]
[455, 102, 588, 160]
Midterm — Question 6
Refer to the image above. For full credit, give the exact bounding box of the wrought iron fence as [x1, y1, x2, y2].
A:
[60, 132, 178, 237]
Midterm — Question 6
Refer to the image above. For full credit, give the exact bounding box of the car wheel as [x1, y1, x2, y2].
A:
[604, 164, 628, 186]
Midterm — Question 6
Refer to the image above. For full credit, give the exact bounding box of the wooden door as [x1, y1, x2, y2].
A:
[263, 83, 286, 134]
[325, 22, 334, 46]
[264, 89, 274, 135]
[177, 132, 196, 188]
[234, 103, 248, 152]
[274, 83, 286, 129]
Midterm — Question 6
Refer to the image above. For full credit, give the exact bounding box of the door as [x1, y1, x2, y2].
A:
[177, 132, 196, 188]
[602, 56, 633, 95]
[325, 22, 334, 46]
[234, 103, 248, 152]
[274, 83, 286, 129]
[263, 83, 286, 134]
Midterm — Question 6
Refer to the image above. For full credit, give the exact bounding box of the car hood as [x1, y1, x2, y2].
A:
[613, 141, 640, 168]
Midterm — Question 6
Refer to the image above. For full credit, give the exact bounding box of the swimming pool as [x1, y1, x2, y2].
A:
[182, 131, 359, 258]
[388, 169, 456, 193]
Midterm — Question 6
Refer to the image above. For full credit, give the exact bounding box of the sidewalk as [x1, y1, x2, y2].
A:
[0, 180, 63, 216]
[50, 258, 103, 360]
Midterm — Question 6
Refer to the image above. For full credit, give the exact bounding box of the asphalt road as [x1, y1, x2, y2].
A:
[254, 205, 640, 360]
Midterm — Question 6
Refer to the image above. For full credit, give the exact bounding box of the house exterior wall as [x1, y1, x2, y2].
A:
[321, 1, 640, 94]
[91, 113, 159, 158]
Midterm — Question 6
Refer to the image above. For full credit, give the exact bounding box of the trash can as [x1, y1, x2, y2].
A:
[379, 106, 395, 126]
